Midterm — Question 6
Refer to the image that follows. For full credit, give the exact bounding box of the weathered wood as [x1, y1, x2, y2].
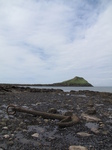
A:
[7, 105, 79, 127]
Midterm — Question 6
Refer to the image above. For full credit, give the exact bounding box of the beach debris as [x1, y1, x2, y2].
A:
[7, 105, 79, 127]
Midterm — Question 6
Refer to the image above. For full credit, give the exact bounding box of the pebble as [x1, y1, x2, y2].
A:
[87, 101, 94, 107]
[99, 123, 105, 128]
[2, 127, 8, 130]
[77, 132, 92, 137]
[101, 131, 108, 135]
[86, 107, 96, 115]
[36, 102, 41, 105]
[0, 122, 6, 126]
[81, 113, 101, 122]
[7, 141, 14, 146]
[69, 145, 88, 150]
[3, 134, 10, 139]
[106, 120, 112, 125]
[22, 129, 27, 132]
[91, 128, 100, 134]
[44, 119, 49, 123]
[11, 134, 14, 137]
[32, 133, 39, 138]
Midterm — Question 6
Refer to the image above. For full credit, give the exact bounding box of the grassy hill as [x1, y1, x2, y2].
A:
[53, 76, 93, 86]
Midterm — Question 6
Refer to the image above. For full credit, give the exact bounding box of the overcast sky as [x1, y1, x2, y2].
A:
[0, 0, 112, 86]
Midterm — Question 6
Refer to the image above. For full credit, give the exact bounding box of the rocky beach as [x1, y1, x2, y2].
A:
[0, 85, 112, 150]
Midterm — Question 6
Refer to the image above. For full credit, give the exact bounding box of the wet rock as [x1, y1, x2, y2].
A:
[69, 145, 88, 150]
[32, 133, 39, 138]
[77, 132, 92, 137]
[81, 113, 101, 122]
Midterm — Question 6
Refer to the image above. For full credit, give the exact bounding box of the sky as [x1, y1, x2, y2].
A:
[0, 0, 112, 86]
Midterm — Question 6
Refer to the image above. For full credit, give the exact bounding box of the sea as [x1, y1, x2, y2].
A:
[27, 86, 112, 93]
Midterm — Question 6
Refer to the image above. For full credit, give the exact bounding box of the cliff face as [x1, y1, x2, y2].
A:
[53, 76, 93, 87]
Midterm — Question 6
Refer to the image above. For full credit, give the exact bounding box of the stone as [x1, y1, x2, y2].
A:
[69, 145, 88, 150]
[0, 122, 6, 126]
[22, 129, 27, 132]
[72, 114, 80, 123]
[7, 141, 14, 146]
[44, 119, 49, 123]
[77, 132, 91, 137]
[87, 100, 94, 107]
[32, 133, 39, 138]
[91, 128, 100, 134]
[106, 120, 112, 125]
[81, 113, 101, 122]
[36, 102, 41, 105]
[2, 126, 8, 130]
[101, 131, 108, 135]
[86, 107, 96, 115]
[99, 123, 105, 128]
[3, 134, 10, 139]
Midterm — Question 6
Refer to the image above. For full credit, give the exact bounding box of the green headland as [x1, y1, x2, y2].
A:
[52, 76, 93, 87]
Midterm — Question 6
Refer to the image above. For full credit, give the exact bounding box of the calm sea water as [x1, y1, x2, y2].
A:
[28, 86, 112, 93]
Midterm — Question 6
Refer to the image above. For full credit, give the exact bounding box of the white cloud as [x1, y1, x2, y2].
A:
[0, 0, 112, 85]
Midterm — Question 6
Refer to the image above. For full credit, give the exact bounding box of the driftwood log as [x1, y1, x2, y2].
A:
[7, 105, 79, 127]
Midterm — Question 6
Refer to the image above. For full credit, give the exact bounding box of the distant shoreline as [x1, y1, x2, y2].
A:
[0, 83, 93, 87]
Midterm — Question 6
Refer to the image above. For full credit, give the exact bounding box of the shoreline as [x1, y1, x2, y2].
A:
[0, 85, 112, 150]
[0, 84, 112, 93]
